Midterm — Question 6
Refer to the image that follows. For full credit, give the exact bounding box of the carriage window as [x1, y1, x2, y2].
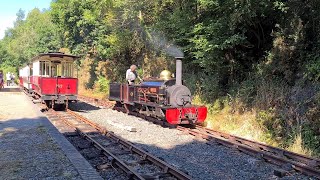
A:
[51, 65, 56, 76]
[65, 62, 74, 77]
[40, 61, 73, 77]
[57, 64, 62, 76]
[56, 62, 73, 77]
[40, 61, 50, 76]
[51, 62, 60, 77]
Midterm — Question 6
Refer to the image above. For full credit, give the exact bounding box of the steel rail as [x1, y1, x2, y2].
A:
[66, 109, 192, 180]
[177, 125, 320, 179]
[114, 105, 320, 177]
[50, 110, 147, 179]
[76, 129, 146, 180]
[197, 125, 320, 167]
[73, 98, 320, 178]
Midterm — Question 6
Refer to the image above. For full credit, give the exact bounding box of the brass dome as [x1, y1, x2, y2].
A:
[160, 70, 172, 80]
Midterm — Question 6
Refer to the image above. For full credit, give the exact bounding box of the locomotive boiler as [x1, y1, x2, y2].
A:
[109, 57, 207, 125]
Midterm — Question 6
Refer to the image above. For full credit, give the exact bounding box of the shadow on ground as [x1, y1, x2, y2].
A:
[0, 117, 307, 179]
[0, 117, 80, 179]
[0, 87, 21, 92]
[69, 101, 101, 112]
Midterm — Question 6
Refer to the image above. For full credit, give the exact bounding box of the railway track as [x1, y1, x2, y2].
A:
[77, 95, 115, 108]
[77, 96, 320, 178]
[177, 125, 320, 179]
[44, 109, 192, 180]
[108, 105, 320, 179]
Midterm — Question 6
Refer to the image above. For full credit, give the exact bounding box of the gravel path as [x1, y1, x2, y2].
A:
[70, 101, 314, 180]
[0, 87, 81, 179]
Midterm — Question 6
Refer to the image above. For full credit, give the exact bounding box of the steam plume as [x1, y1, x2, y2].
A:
[147, 31, 184, 58]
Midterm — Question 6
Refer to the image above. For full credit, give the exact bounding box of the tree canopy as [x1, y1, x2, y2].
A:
[0, 0, 319, 156]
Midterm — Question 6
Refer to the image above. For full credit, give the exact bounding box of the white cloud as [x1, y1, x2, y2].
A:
[0, 15, 17, 39]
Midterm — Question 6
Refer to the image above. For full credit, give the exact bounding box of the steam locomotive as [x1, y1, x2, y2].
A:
[109, 57, 207, 125]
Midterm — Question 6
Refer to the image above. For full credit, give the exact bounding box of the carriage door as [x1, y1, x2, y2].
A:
[53, 61, 62, 95]
[56, 61, 74, 95]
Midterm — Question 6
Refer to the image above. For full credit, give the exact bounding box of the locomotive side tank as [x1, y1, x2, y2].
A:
[109, 57, 207, 125]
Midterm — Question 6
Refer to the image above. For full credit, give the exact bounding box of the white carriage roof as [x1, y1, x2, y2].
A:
[32, 52, 79, 62]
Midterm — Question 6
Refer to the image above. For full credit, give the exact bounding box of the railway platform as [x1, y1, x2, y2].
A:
[0, 86, 102, 180]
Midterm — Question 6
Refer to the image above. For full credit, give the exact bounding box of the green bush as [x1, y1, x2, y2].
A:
[256, 109, 286, 140]
[183, 73, 199, 94]
[94, 76, 110, 95]
[235, 78, 257, 107]
[301, 124, 320, 156]
[305, 57, 320, 81]
[185, 72, 221, 102]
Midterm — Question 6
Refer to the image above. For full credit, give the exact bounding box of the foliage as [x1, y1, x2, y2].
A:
[305, 57, 320, 81]
[0, 8, 60, 70]
[1, 0, 320, 156]
[94, 76, 110, 94]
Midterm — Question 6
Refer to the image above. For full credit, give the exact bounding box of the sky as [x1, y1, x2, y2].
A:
[0, 0, 52, 39]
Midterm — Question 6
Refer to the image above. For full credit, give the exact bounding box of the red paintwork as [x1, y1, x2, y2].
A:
[19, 77, 23, 86]
[19, 76, 29, 89]
[31, 76, 78, 95]
[166, 106, 208, 124]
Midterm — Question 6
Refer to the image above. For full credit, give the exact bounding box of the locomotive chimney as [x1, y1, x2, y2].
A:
[175, 57, 183, 85]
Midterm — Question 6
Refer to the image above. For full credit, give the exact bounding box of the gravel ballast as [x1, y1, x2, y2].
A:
[70, 101, 313, 180]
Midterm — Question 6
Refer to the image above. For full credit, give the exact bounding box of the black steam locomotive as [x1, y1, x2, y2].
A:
[109, 57, 207, 125]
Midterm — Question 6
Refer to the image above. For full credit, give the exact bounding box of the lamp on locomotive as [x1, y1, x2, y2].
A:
[160, 70, 172, 80]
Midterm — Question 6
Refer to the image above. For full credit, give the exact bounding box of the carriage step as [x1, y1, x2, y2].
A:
[32, 99, 42, 104]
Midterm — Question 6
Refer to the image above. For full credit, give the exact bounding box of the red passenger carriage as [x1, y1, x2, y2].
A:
[19, 52, 78, 108]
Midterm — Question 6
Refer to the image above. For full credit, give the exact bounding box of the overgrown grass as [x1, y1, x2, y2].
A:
[78, 87, 108, 100]
[287, 134, 313, 156]
[193, 95, 316, 156]
[193, 95, 278, 145]
[189, 71, 320, 158]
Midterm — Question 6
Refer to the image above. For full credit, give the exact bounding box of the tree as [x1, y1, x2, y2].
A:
[0, 8, 61, 69]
